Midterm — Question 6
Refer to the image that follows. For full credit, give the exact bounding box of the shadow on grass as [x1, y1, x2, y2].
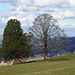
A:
[24, 60, 43, 63]
[48, 57, 70, 62]
[22, 57, 70, 64]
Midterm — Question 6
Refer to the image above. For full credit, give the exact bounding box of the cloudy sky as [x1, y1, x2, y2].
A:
[0, 0, 75, 37]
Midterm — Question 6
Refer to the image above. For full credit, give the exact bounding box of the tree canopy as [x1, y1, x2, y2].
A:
[0, 19, 31, 61]
[30, 14, 67, 60]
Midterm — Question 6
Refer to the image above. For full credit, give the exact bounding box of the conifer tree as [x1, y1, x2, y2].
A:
[1, 19, 31, 61]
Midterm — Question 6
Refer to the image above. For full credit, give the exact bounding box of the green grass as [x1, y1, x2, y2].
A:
[0, 54, 75, 75]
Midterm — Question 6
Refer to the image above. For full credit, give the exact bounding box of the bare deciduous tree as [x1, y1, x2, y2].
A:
[30, 14, 67, 61]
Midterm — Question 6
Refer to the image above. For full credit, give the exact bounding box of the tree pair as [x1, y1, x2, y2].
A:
[0, 14, 67, 61]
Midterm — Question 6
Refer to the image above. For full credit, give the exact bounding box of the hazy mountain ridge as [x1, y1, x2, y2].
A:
[67, 37, 75, 53]
[31, 37, 75, 56]
[0, 35, 75, 55]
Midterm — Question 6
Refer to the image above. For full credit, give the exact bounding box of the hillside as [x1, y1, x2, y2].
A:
[0, 54, 75, 75]
[67, 37, 75, 53]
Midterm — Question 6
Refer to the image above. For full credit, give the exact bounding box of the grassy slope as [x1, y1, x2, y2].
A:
[0, 54, 75, 75]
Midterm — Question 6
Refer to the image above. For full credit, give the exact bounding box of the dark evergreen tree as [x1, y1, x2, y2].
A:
[0, 19, 31, 61]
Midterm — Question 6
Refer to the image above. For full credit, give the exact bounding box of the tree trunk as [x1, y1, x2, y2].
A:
[44, 51, 47, 61]
[12, 58, 22, 65]
[44, 30, 48, 61]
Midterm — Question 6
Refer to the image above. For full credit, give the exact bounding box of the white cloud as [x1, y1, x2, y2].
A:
[0, 18, 7, 24]
[68, 0, 75, 7]
[0, 0, 75, 31]
[58, 22, 75, 29]
[0, 0, 75, 8]
[33, 0, 70, 7]
[0, 12, 10, 25]
[0, 0, 9, 2]
[63, 10, 75, 18]
[0, 0, 70, 7]
[9, 5, 17, 11]
[51, 8, 75, 19]
[26, 15, 35, 24]
[10, 0, 32, 6]
[9, 4, 41, 12]
[27, 6, 40, 11]
[7, 12, 35, 27]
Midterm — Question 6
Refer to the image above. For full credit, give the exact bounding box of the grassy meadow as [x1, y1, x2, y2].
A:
[0, 54, 75, 75]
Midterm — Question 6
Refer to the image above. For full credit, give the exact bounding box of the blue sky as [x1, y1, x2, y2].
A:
[0, 0, 75, 37]
[0, 3, 10, 11]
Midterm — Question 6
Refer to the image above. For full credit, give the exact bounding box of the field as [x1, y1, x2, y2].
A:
[0, 54, 75, 75]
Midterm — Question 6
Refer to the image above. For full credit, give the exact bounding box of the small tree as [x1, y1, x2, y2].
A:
[0, 19, 31, 62]
[30, 14, 67, 61]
